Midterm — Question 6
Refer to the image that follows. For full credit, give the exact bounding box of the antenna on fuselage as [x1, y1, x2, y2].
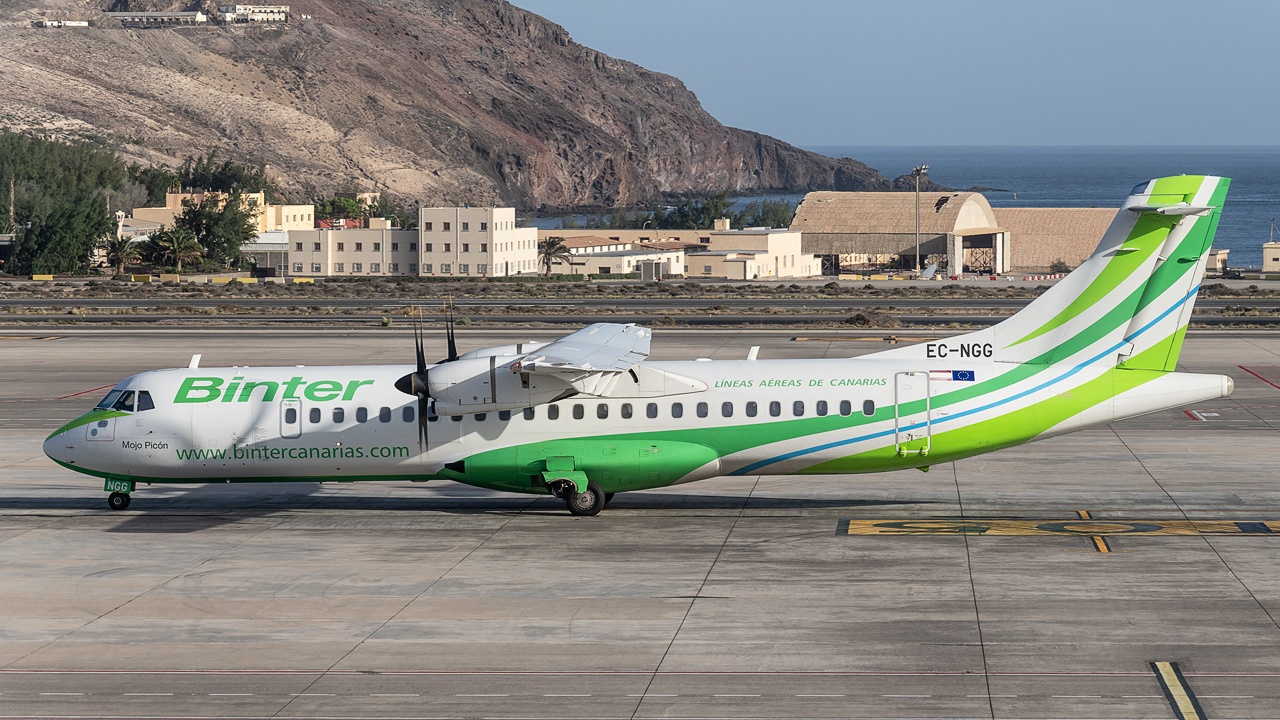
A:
[188, 354, 201, 369]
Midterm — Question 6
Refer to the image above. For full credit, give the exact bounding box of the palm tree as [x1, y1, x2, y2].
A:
[538, 236, 572, 276]
[168, 227, 202, 272]
[99, 235, 141, 276]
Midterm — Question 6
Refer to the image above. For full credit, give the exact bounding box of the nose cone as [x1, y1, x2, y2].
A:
[43, 429, 70, 466]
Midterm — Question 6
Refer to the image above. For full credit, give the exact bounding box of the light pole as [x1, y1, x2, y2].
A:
[912, 164, 929, 275]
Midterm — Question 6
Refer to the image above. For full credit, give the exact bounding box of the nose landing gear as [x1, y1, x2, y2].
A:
[107, 492, 131, 511]
[104, 479, 134, 511]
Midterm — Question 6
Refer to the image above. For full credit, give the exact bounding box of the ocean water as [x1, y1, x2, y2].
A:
[809, 146, 1280, 268]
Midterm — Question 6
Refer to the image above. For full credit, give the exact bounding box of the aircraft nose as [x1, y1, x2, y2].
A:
[43, 430, 73, 466]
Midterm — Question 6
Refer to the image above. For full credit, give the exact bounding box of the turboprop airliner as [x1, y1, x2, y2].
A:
[45, 176, 1235, 516]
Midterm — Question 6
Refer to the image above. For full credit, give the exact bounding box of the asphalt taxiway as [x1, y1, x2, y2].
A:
[2, 328, 1280, 720]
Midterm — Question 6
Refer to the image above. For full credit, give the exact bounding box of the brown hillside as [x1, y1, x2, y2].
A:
[1, 0, 935, 207]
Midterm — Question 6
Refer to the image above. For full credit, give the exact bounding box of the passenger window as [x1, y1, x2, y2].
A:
[136, 390, 155, 411]
[621, 403, 633, 419]
[379, 407, 392, 423]
[646, 403, 658, 419]
[451, 415, 462, 422]
[597, 404, 608, 419]
[285, 408, 297, 424]
[333, 407, 345, 423]
[476, 413, 487, 421]
[769, 401, 781, 417]
[672, 402, 683, 418]
[840, 400, 852, 416]
[310, 408, 321, 423]
[548, 405, 560, 420]
[403, 406, 415, 422]
[863, 400, 875, 416]
[499, 410, 511, 421]
[112, 390, 135, 412]
[722, 402, 733, 417]
[746, 401, 757, 417]
[573, 404, 584, 420]
[816, 400, 828, 416]
[356, 407, 368, 423]
[523, 407, 535, 420]
[697, 402, 708, 418]
[793, 401, 804, 416]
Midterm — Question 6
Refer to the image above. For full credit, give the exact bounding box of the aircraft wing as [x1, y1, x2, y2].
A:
[510, 323, 650, 375]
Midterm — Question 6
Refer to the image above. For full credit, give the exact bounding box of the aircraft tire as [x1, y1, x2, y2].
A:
[565, 481, 605, 516]
[107, 492, 131, 511]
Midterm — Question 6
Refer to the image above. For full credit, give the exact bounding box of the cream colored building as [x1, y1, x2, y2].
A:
[548, 248, 685, 277]
[1263, 243, 1280, 273]
[418, 207, 538, 277]
[286, 207, 538, 278]
[538, 228, 715, 248]
[288, 228, 420, 277]
[691, 228, 819, 279]
[131, 191, 313, 235]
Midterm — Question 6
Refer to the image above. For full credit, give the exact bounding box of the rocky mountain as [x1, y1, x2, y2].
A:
[2, 0, 942, 208]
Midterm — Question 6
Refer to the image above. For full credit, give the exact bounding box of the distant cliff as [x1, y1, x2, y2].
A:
[2, 0, 944, 207]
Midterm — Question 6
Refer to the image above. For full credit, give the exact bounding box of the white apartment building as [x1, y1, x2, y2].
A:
[417, 207, 538, 278]
[218, 5, 289, 22]
[285, 207, 538, 278]
[288, 228, 420, 277]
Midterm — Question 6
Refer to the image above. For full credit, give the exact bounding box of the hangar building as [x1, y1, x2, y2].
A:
[791, 192, 1123, 274]
[791, 192, 1009, 274]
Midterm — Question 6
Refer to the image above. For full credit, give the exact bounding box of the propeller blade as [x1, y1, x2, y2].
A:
[445, 297, 458, 362]
[414, 305, 426, 372]
[417, 394, 429, 450]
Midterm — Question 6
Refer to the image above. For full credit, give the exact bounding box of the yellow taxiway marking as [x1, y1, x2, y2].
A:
[1077, 510, 1112, 552]
[838, 519, 1280, 536]
[1151, 661, 1206, 720]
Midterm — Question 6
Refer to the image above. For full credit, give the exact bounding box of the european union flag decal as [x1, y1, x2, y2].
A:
[952, 370, 975, 382]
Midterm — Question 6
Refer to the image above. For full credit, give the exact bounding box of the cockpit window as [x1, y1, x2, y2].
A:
[111, 390, 136, 412]
[96, 389, 123, 409]
[136, 391, 154, 411]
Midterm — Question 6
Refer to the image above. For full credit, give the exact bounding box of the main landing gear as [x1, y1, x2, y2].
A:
[564, 481, 606, 516]
[107, 492, 131, 511]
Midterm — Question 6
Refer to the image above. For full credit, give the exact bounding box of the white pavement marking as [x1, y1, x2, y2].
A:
[967, 694, 1017, 697]
[797, 694, 846, 697]
[1053, 695, 1103, 698]
[543, 694, 591, 697]
[456, 693, 508, 696]
[713, 694, 761, 697]
[208, 693, 253, 696]
[883, 694, 931, 697]
[369, 693, 419, 697]
[39, 693, 84, 695]
[627, 693, 677, 697]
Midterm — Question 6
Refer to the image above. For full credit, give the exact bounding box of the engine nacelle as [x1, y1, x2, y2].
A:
[427, 356, 571, 416]
[457, 342, 549, 361]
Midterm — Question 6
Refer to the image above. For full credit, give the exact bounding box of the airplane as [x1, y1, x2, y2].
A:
[44, 175, 1234, 516]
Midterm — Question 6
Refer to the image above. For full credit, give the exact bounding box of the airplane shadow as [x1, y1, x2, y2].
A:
[0, 486, 936, 533]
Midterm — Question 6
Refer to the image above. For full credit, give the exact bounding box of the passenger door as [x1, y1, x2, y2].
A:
[894, 371, 932, 457]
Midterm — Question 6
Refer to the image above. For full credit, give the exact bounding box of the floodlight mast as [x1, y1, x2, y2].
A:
[913, 164, 929, 275]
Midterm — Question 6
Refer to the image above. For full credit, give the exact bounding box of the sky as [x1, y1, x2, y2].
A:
[514, 0, 1280, 148]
